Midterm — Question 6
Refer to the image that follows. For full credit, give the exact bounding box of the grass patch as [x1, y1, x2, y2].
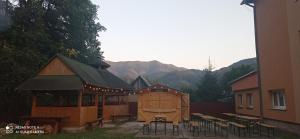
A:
[2, 128, 136, 139]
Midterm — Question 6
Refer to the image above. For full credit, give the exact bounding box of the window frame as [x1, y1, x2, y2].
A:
[246, 94, 253, 108]
[105, 95, 128, 105]
[270, 89, 286, 110]
[238, 94, 243, 108]
[35, 91, 79, 107]
[82, 94, 96, 106]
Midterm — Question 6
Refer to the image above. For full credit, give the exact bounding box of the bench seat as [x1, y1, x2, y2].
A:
[229, 122, 246, 128]
[257, 123, 276, 128]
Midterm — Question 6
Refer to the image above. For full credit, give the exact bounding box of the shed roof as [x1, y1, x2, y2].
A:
[139, 84, 185, 95]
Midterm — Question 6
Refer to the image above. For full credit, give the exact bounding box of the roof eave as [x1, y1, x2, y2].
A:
[229, 70, 257, 85]
[241, 0, 255, 7]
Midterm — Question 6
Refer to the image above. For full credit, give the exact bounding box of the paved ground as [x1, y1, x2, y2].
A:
[104, 122, 278, 139]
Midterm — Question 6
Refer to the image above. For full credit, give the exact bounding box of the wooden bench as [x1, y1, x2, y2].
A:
[85, 118, 103, 129]
[142, 121, 151, 135]
[229, 122, 247, 137]
[183, 118, 189, 128]
[190, 121, 200, 136]
[172, 121, 179, 135]
[112, 114, 131, 122]
[215, 122, 229, 137]
[257, 122, 276, 137]
[215, 118, 227, 123]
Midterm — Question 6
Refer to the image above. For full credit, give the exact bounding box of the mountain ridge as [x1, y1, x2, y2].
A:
[106, 58, 257, 89]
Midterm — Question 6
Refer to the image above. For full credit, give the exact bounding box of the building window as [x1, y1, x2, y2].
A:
[270, 90, 286, 110]
[247, 94, 253, 108]
[82, 94, 96, 106]
[36, 91, 78, 107]
[105, 95, 128, 105]
[238, 94, 243, 108]
[105, 96, 119, 105]
[119, 96, 127, 104]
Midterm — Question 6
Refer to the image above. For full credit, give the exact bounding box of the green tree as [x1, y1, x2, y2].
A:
[220, 65, 255, 97]
[193, 69, 222, 102]
[2, 0, 106, 62]
[0, 0, 106, 119]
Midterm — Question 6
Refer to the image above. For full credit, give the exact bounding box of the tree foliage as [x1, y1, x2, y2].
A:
[191, 65, 255, 102]
[0, 0, 105, 119]
[192, 69, 222, 102]
[219, 65, 254, 97]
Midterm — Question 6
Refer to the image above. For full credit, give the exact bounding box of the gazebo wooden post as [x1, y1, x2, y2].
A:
[31, 94, 36, 113]
[78, 90, 82, 107]
[102, 94, 105, 119]
[95, 94, 98, 107]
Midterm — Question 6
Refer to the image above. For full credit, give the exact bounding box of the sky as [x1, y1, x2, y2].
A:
[91, 0, 256, 70]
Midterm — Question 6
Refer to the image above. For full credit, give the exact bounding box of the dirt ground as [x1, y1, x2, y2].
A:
[105, 121, 143, 134]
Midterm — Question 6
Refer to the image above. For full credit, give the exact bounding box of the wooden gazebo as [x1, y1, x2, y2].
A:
[137, 84, 190, 123]
[17, 54, 133, 132]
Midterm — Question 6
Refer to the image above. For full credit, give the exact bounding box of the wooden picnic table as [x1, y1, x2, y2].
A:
[199, 115, 220, 136]
[153, 115, 168, 135]
[215, 117, 228, 123]
[200, 115, 218, 121]
[236, 115, 261, 121]
[236, 115, 261, 124]
[191, 113, 204, 117]
[222, 113, 237, 117]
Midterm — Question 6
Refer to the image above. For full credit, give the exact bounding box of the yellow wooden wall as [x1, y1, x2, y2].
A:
[138, 91, 183, 122]
[31, 91, 100, 127]
[39, 57, 74, 75]
[103, 104, 129, 120]
[181, 93, 190, 120]
[31, 95, 81, 127]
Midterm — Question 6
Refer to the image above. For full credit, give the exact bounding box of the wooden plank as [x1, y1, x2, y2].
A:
[39, 57, 75, 75]
[181, 93, 190, 121]
[137, 91, 185, 122]
[229, 122, 246, 128]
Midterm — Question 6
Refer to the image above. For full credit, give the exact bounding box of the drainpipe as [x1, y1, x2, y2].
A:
[253, 2, 264, 119]
[242, 1, 264, 118]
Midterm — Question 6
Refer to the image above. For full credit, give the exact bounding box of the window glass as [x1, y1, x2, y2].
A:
[238, 94, 243, 107]
[82, 94, 96, 106]
[279, 93, 285, 106]
[273, 93, 278, 106]
[105, 95, 128, 105]
[247, 94, 253, 107]
[36, 91, 78, 107]
[270, 90, 286, 110]
[105, 96, 119, 105]
[119, 96, 127, 104]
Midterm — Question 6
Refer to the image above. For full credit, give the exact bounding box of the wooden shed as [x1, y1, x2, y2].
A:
[16, 54, 133, 132]
[137, 84, 189, 122]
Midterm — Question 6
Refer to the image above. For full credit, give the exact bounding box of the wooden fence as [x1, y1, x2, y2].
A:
[190, 102, 235, 118]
